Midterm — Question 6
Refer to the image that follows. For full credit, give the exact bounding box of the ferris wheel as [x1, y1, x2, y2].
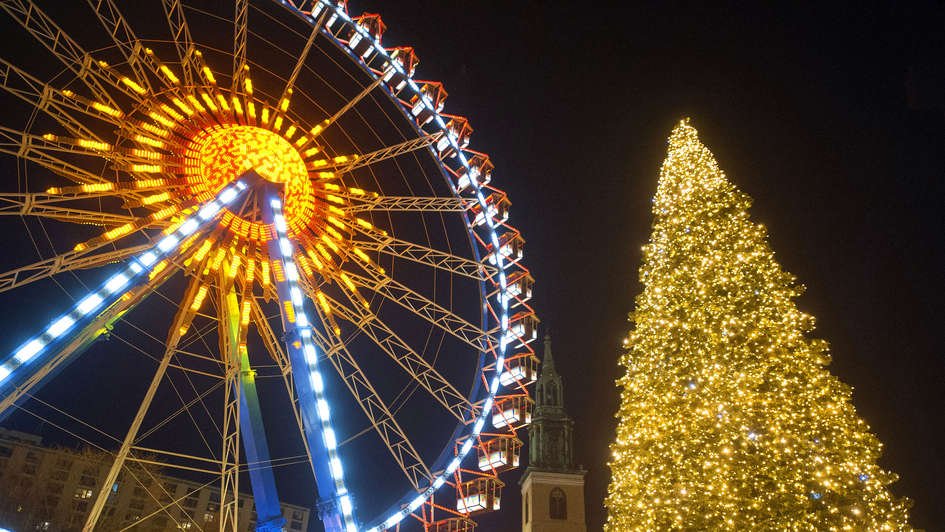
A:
[0, 1, 538, 531]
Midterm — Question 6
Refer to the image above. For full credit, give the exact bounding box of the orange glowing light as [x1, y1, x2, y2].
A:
[141, 192, 170, 205]
[151, 206, 178, 220]
[201, 93, 218, 113]
[78, 139, 111, 150]
[148, 112, 175, 129]
[353, 248, 371, 264]
[193, 240, 213, 261]
[81, 183, 115, 193]
[190, 285, 209, 310]
[260, 259, 271, 286]
[315, 291, 331, 314]
[121, 77, 146, 94]
[160, 104, 185, 122]
[160, 65, 180, 84]
[92, 102, 123, 118]
[310, 120, 329, 136]
[203, 66, 217, 84]
[241, 300, 251, 325]
[134, 179, 167, 188]
[135, 135, 165, 148]
[211, 248, 227, 271]
[104, 223, 134, 240]
[149, 260, 167, 280]
[172, 98, 194, 116]
[183, 125, 316, 240]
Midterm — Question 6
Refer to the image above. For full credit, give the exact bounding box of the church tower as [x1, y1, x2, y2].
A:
[520, 334, 587, 532]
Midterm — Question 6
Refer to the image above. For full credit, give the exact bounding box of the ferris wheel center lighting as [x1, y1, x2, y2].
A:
[185, 125, 317, 238]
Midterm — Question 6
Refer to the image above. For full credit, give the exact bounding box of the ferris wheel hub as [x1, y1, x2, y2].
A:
[184, 124, 318, 240]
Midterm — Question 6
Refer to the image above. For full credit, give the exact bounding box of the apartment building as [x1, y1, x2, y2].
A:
[0, 429, 310, 531]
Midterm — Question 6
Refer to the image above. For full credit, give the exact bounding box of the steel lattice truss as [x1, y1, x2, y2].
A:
[0, 1, 538, 532]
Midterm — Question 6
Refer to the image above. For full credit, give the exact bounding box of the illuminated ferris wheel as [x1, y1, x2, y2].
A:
[0, 1, 538, 531]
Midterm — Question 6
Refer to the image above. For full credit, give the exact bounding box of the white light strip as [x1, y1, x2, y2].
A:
[0, 181, 247, 386]
[268, 197, 357, 532]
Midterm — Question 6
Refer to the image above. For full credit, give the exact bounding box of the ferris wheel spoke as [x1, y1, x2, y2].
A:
[0, 241, 151, 294]
[321, 291, 478, 424]
[0, 132, 110, 186]
[161, 0, 196, 86]
[321, 74, 385, 132]
[344, 227, 493, 280]
[84, 0, 161, 94]
[0, 126, 179, 196]
[345, 270, 495, 352]
[0, 126, 172, 169]
[341, 194, 477, 214]
[0, 192, 138, 226]
[0, 58, 107, 141]
[232, 0, 249, 93]
[248, 295, 314, 462]
[330, 132, 442, 175]
[83, 271, 204, 531]
[0, 56, 154, 144]
[279, 7, 328, 105]
[308, 317, 432, 489]
[0, 0, 124, 108]
[0, 258, 176, 419]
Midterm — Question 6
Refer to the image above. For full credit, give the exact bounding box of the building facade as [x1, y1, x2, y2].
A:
[0, 428, 310, 531]
[520, 335, 587, 532]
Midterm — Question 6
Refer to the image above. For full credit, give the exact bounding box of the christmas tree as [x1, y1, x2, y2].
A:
[604, 120, 912, 531]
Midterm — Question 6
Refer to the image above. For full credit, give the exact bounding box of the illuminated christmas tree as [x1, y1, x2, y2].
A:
[604, 120, 912, 531]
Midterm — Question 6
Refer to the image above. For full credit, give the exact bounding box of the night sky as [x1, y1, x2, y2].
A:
[361, 2, 943, 530]
[2, 1, 944, 531]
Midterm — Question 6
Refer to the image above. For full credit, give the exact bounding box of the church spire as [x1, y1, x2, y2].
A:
[542, 333, 556, 373]
[528, 332, 578, 470]
[521, 331, 588, 532]
[535, 333, 564, 412]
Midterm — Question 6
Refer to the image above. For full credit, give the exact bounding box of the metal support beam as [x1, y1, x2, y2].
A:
[218, 271, 242, 532]
[331, 132, 441, 174]
[82, 272, 204, 532]
[232, 0, 248, 92]
[220, 276, 286, 531]
[0, 259, 174, 420]
[280, 7, 328, 104]
[259, 185, 354, 532]
[0, 243, 151, 294]
[161, 0, 195, 86]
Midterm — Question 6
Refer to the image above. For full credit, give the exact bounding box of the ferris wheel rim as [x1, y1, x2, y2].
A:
[0, 0, 536, 529]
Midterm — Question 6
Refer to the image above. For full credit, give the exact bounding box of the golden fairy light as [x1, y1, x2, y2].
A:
[604, 119, 913, 532]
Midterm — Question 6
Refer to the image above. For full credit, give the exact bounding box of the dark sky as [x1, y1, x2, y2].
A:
[352, 1, 944, 530]
[1, 1, 943, 531]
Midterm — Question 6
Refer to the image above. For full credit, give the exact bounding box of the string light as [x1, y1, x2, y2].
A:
[604, 120, 913, 531]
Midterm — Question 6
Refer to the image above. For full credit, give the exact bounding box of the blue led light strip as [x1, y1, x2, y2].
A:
[263, 196, 357, 532]
[0, 180, 248, 386]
